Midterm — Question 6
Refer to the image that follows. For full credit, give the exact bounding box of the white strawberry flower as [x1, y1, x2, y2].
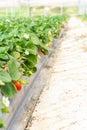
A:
[0, 80, 5, 85]
[48, 30, 51, 35]
[23, 33, 29, 39]
[2, 96, 10, 107]
[6, 19, 10, 22]
[25, 50, 29, 55]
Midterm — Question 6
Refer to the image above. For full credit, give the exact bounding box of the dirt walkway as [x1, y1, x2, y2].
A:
[26, 17, 87, 130]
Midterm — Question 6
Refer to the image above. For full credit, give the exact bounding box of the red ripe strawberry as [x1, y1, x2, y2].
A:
[13, 81, 22, 91]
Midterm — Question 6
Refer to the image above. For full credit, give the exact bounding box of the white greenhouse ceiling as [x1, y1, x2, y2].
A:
[0, 0, 19, 8]
[21, 0, 87, 7]
[0, 0, 87, 7]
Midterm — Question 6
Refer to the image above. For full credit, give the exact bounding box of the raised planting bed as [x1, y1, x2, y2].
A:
[0, 15, 68, 129]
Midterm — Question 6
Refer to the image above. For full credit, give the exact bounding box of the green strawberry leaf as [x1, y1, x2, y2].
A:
[28, 54, 37, 66]
[0, 118, 6, 128]
[30, 35, 41, 45]
[0, 47, 6, 53]
[11, 51, 20, 59]
[7, 59, 20, 81]
[0, 82, 17, 98]
[0, 53, 9, 60]
[0, 68, 11, 82]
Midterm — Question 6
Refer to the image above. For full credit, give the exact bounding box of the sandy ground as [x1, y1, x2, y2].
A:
[26, 17, 87, 130]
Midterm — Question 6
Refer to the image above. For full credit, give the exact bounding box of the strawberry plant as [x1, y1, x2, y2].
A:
[0, 15, 68, 127]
